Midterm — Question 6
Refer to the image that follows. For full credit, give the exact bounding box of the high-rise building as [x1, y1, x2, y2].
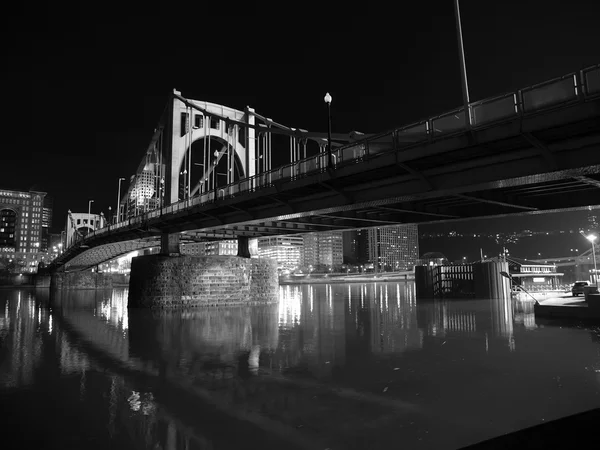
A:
[41, 195, 53, 253]
[0, 188, 51, 272]
[343, 229, 369, 264]
[587, 212, 599, 232]
[257, 236, 303, 271]
[302, 231, 343, 268]
[367, 224, 419, 271]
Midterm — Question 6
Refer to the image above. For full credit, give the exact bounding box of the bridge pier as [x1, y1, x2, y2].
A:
[128, 254, 278, 308]
[161, 232, 180, 255]
[237, 236, 250, 258]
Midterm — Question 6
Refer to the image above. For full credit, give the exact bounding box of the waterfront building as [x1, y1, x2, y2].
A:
[343, 229, 369, 264]
[368, 225, 419, 271]
[302, 231, 343, 269]
[416, 252, 449, 267]
[0, 188, 51, 272]
[181, 239, 237, 256]
[257, 236, 303, 271]
[502, 256, 563, 289]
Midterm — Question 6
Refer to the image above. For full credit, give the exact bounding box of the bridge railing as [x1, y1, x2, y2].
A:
[74, 64, 600, 249]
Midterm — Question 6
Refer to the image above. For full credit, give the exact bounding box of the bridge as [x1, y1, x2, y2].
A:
[51, 64, 600, 272]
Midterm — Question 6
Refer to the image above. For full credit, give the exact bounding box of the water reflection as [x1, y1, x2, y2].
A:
[2, 284, 600, 449]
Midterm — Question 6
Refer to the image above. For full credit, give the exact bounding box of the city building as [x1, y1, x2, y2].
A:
[41, 195, 53, 253]
[0, 188, 51, 273]
[343, 229, 369, 264]
[125, 167, 162, 218]
[181, 239, 238, 256]
[257, 236, 303, 272]
[502, 256, 564, 290]
[302, 231, 343, 269]
[368, 225, 419, 271]
[587, 212, 599, 232]
[416, 252, 449, 267]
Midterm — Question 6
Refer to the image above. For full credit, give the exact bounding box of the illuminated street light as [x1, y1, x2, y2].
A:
[324, 92, 333, 169]
[581, 232, 598, 287]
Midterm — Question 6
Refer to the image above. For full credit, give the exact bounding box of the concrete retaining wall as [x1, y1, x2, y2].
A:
[128, 254, 278, 308]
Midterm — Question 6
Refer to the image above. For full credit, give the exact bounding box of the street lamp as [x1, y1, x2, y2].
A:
[582, 232, 598, 287]
[88, 200, 94, 230]
[117, 177, 125, 223]
[453, 0, 471, 130]
[324, 92, 333, 169]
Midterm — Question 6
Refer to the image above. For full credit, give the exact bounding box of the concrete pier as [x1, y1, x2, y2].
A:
[128, 254, 278, 308]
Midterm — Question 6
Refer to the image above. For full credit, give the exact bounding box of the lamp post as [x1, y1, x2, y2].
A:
[88, 200, 94, 231]
[324, 92, 333, 169]
[582, 233, 598, 287]
[117, 177, 125, 223]
[453, 0, 471, 130]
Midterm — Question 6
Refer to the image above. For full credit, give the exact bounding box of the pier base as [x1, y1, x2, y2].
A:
[128, 254, 278, 308]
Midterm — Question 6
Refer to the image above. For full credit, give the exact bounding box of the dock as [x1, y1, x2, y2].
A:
[534, 293, 600, 321]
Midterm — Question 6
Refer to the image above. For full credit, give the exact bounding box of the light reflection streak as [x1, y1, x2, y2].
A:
[99, 289, 129, 333]
[278, 285, 302, 327]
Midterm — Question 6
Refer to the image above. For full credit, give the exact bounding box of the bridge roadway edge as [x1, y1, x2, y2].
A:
[127, 254, 279, 308]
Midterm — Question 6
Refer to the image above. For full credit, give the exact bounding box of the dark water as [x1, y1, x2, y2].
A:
[1, 284, 600, 449]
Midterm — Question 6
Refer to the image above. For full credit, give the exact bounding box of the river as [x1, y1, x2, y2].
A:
[1, 283, 600, 449]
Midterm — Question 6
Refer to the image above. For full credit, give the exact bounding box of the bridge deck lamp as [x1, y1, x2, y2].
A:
[324, 92, 333, 169]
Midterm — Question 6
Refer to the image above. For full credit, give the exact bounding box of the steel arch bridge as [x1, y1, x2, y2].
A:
[50, 64, 600, 272]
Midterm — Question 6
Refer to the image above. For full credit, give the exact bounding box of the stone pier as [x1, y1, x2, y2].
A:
[49, 271, 113, 290]
[128, 254, 279, 308]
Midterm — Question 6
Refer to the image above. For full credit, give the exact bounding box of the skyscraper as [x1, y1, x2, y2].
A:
[367, 224, 419, 271]
[41, 195, 53, 253]
[0, 188, 50, 272]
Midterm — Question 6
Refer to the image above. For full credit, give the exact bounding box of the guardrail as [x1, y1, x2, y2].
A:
[72, 64, 600, 250]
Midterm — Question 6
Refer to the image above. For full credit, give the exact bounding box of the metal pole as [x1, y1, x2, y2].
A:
[88, 200, 94, 230]
[117, 178, 124, 223]
[592, 241, 598, 287]
[327, 102, 333, 168]
[454, 0, 471, 130]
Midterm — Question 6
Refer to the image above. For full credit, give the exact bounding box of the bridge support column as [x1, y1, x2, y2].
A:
[128, 255, 279, 308]
[237, 236, 250, 258]
[161, 232, 180, 255]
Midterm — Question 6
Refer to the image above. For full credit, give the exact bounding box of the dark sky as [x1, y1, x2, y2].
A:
[2, 1, 599, 233]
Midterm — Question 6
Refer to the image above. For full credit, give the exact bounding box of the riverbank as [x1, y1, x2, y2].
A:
[279, 273, 415, 284]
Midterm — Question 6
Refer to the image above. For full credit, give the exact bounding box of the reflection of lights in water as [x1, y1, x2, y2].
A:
[385, 285, 388, 311]
[309, 287, 313, 313]
[99, 290, 129, 333]
[278, 286, 302, 326]
[128, 391, 156, 415]
[48, 315, 52, 334]
[348, 285, 352, 313]
[128, 391, 141, 411]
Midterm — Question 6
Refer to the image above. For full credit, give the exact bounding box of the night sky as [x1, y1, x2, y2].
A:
[2, 1, 599, 233]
